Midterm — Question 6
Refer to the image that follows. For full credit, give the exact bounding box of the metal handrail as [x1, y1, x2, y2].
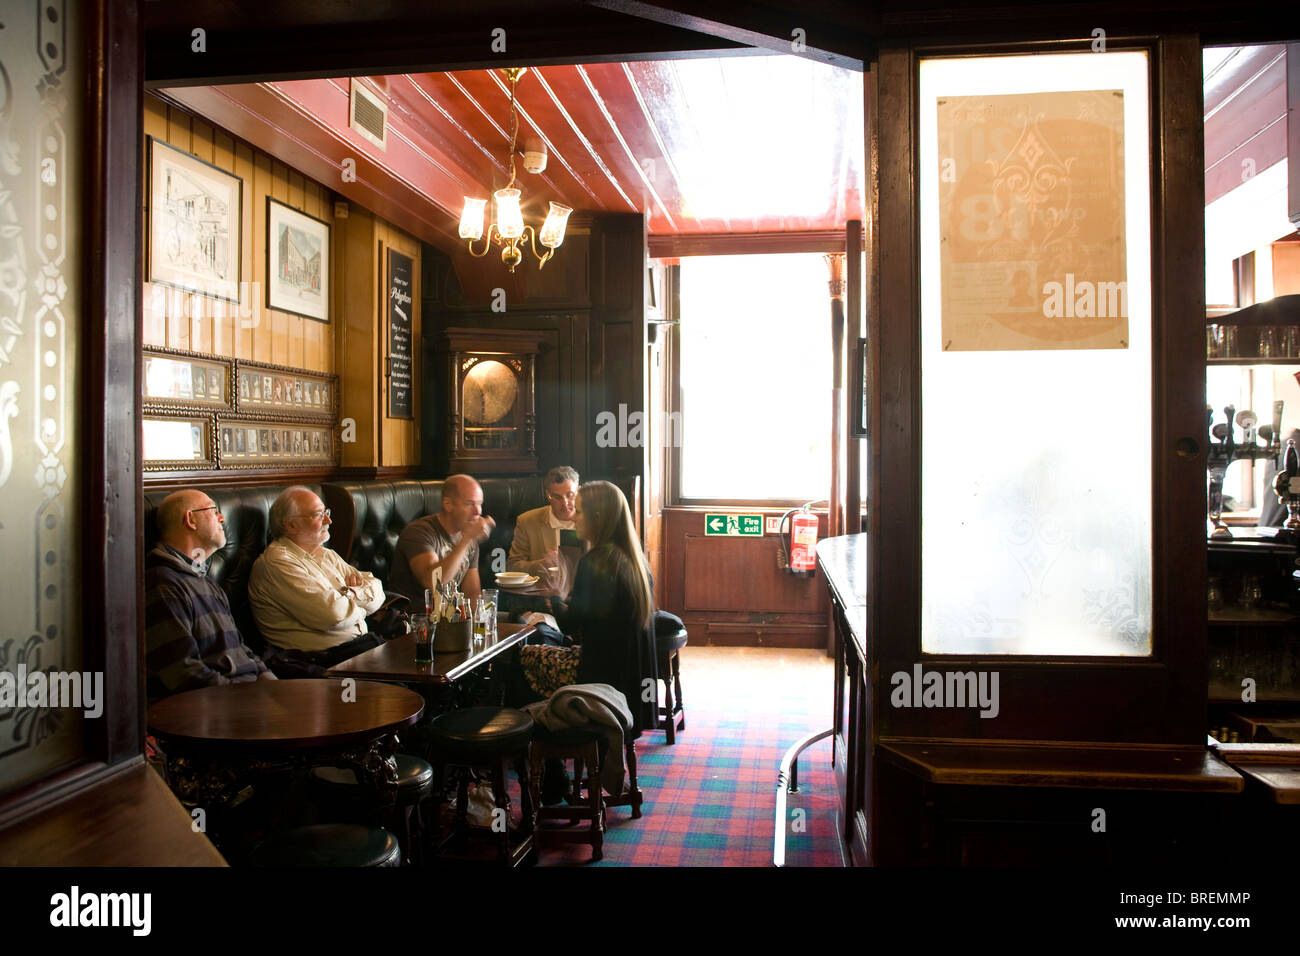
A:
[772, 728, 832, 867]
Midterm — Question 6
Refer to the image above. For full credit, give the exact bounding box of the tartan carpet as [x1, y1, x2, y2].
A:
[534, 646, 844, 867]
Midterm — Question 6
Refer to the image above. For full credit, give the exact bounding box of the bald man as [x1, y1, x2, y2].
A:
[144, 489, 273, 703]
[388, 474, 495, 604]
[248, 486, 387, 668]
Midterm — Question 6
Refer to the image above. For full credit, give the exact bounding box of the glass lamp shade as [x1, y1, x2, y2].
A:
[493, 188, 524, 240]
[538, 202, 573, 249]
[459, 197, 487, 241]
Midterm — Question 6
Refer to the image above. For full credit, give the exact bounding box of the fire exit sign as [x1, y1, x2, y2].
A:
[705, 514, 763, 536]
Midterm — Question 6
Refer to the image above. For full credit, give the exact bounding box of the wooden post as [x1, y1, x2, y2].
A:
[826, 253, 846, 539]
[845, 220, 863, 534]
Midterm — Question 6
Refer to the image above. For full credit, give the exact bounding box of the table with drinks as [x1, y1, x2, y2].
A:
[326, 585, 531, 697]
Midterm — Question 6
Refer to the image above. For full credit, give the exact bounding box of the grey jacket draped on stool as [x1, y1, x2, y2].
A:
[524, 683, 634, 795]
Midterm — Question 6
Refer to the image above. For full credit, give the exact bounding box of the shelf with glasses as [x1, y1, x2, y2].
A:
[1206, 294, 1300, 362]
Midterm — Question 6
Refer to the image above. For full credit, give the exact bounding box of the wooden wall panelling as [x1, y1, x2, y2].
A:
[234, 140, 256, 360]
[188, 120, 215, 355]
[269, 159, 290, 366]
[339, 207, 378, 467]
[660, 508, 830, 645]
[252, 150, 274, 364]
[211, 128, 237, 357]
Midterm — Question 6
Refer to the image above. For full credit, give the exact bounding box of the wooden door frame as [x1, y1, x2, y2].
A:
[869, 36, 1208, 746]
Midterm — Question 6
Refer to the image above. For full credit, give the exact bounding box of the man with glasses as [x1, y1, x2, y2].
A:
[389, 474, 494, 605]
[248, 487, 387, 668]
[507, 465, 581, 597]
[144, 489, 274, 703]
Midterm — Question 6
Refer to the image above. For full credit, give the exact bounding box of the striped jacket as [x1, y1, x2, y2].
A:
[144, 544, 269, 702]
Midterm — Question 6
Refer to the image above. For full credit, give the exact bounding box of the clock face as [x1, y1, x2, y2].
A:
[463, 359, 519, 425]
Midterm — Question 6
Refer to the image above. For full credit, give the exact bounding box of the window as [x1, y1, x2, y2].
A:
[676, 253, 832, 502]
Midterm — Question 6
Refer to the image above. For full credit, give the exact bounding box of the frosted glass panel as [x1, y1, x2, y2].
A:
[919, 52, 1153, 656]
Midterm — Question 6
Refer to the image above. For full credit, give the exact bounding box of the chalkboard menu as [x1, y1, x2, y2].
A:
[387, 249, 414, 419]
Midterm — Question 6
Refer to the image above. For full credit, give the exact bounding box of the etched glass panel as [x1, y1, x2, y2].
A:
[0, 1, 87, 793]
[919, 52, 1153, 655]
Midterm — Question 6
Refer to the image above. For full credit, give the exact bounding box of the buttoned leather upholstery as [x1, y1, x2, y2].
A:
[322, 475, 641, 598]
[142, 483, 323, 653]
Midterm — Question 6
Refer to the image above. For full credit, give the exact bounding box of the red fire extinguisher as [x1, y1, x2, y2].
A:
[778, 503, 821, 577]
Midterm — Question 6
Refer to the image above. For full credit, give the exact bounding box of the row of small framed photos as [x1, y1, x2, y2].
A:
[143, 346, 335, 422]
[237, 368, 331, 413]
[143, 413, 337, 473]
[220, 422, 334, 461]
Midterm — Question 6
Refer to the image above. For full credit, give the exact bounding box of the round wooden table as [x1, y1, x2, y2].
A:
[148, 679, 425, 834]
[148, 678, 425, 748]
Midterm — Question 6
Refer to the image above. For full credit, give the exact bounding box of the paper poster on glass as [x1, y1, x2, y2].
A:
[936, 90, 1128, 350]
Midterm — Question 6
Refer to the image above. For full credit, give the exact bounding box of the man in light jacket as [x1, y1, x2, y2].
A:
[249, 486, 386, 669]
[508, 465, 581, 597]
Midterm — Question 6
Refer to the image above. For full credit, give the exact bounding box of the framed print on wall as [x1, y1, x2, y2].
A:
[147, 137, 243, 303]
[267, 197, 330, 322]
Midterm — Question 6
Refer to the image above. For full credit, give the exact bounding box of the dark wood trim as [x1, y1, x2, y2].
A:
[142, 469, 342, 492]
[845, 220, 863, 534]
[144, 8, 755, 88]
[647, 230, 853, 258]
[86, 0, 144, 768]
[1234, 251, 1256, 308]
[587, 0, 870, 69]
[870, 37, 1207, 748]
[1154, 33, 1211, 744]
[1289, 43, 1300, 230]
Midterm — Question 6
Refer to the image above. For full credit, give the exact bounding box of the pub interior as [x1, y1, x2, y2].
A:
[1, 0, 1299, 899]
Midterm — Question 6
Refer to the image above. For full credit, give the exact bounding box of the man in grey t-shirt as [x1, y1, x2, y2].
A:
[388, 474, 495, 603]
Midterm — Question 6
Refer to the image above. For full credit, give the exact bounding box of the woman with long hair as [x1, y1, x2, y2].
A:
[517, 480, 658, 735]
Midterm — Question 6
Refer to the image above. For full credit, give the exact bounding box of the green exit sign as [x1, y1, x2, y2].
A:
[705, 514, 763, 536]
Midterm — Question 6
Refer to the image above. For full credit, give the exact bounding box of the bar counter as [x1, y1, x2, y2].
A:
[815, 533, 1288, 867]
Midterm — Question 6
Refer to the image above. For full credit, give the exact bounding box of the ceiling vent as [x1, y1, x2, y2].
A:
[350, 80, 388, 150]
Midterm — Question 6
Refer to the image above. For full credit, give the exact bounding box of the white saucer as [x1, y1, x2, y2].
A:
[495, 574, 538, 588]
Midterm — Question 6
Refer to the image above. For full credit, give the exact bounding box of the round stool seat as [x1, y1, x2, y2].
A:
[428, 706, 534, 761]
[251, 824, 402, 867]
[655, 626, 688, 652]
[311, 754, 433, 796]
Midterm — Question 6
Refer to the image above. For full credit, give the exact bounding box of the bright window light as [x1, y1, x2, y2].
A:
[679, 253, 832, 501]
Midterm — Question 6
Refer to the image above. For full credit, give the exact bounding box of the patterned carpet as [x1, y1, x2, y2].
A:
[535, 645, 845, 867]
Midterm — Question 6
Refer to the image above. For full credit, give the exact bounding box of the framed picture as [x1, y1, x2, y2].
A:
[267, 197, 330, 322]
[143, 415, 215, 472]
[143, 348, 232, 411]
[147, 138, 242, 303]
[232, 359, 335, 421]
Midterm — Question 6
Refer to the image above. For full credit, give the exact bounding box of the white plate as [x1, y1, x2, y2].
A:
[495, 574, 536, 586]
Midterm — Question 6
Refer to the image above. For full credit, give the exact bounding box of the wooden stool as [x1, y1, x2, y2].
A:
[654, 624, 688, 744]
[310, 753, 434, 866]
[250, 823, 402, 867]
[426, 706, 535, 867]
[530, 725, 643, 862]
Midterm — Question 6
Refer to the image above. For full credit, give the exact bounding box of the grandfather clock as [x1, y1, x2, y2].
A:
[438, 328, 544, 474]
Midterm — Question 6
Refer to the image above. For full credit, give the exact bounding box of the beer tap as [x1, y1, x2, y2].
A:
[1206, 400, 1284, 540]
[1272, 437, 1300, 532]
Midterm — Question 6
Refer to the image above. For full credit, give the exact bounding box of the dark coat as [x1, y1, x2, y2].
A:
[556, 544, 658, 736]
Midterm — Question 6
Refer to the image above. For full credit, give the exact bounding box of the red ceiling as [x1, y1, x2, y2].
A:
[163, 56, 866, 255]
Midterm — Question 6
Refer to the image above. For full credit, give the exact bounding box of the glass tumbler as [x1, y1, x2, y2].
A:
[412, 614, 433, 664]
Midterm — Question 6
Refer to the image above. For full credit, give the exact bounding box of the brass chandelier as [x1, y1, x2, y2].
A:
[458, 67, 572, 273]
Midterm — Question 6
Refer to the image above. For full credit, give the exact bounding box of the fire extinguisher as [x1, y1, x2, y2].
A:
[778, 501, 823, 578]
